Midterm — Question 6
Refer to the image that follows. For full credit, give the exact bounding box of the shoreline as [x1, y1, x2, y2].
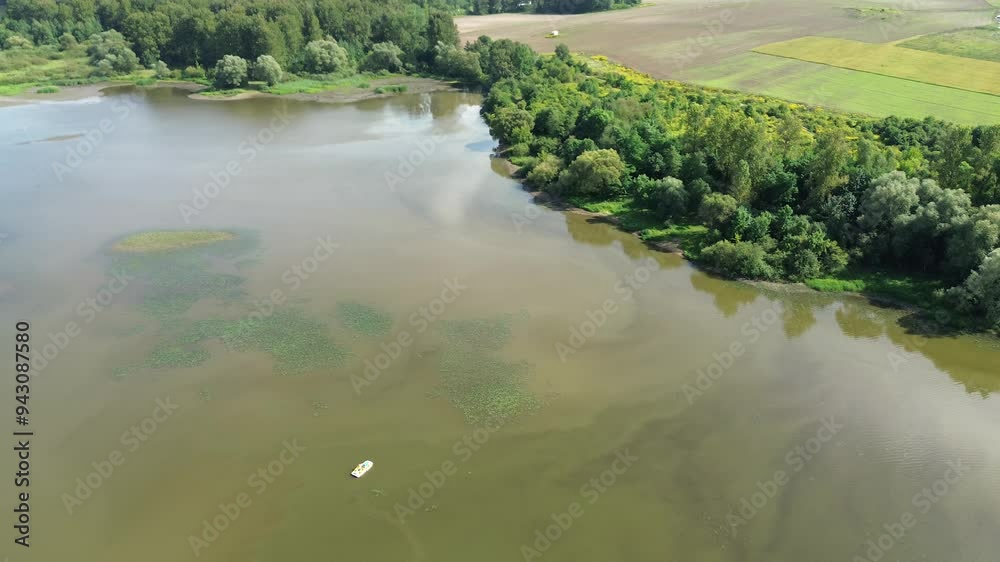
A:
[0, 76, 460, 107]
[497, 155, 974, 327]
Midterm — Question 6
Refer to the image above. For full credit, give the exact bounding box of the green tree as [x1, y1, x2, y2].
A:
[253, 55, 282, 86]
[434, 42, 483, 84]
[363, 41, 404, 73]
[304, 37, 350, 73]
[805, 128, 850, 204]
[487, 105, 534, 146]
[122, 10, 171, 65]
[557, 149, 627, 197]
[948, 249, 1000, 329]
[214, 54, 249, 89]
[699, 192, 738, 230]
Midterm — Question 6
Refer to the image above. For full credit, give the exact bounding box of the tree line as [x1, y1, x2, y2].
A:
[452, 39, 1000, 330]
[0, 0, 459, 75]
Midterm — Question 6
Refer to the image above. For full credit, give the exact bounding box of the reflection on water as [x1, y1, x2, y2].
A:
[1, 87, 999, 562]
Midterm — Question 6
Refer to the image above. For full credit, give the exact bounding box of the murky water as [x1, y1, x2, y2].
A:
[1, 87, 998, 562]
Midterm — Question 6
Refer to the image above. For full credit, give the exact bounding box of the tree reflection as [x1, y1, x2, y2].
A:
[689, 271, 759, 317]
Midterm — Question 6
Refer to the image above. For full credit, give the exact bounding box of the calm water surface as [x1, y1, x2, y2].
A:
[1, 87, 998, 562]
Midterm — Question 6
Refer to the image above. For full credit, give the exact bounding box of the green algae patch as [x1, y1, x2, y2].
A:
[337, 301, 392, 337]
[437, 315, 540, 426]
[105, 229, 349, 376]
[113, 232, 255, 321]
[113, 230, 235, 253]
[117, 309, 349, 375]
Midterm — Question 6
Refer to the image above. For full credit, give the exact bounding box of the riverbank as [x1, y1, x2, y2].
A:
[500, 155, 984, 333]
[0, 75, 459, 107]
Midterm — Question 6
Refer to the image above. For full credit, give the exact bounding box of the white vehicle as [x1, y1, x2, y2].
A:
[351, 460, 374, 478]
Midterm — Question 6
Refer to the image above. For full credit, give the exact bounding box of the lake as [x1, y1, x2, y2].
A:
[1, 86, 998, 562]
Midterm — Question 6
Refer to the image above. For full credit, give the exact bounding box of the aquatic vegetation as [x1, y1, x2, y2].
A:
[112, 230, 235, 253]
[437, 316, 540, 426]
[337, 301, 392, 337]
[439, 315, 513, 353]
[104, 229, 348, 376]
[113, 232, 254, 320]
[146, 342, 210, 369]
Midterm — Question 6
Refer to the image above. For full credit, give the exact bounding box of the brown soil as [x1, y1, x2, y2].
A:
[456, 0, 991, 80]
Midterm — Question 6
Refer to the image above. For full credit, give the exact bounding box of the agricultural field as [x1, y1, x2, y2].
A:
[753, 36, 1000, 96]
[679, 52, 1000, 124]
[457, 0, 1000, 122]
[898, 25, 1000, 63]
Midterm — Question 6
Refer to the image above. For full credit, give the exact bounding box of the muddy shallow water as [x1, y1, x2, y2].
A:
[1, 86, 998, 562]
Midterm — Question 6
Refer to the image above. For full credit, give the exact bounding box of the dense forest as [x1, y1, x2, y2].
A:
[0, 0, 459, 75]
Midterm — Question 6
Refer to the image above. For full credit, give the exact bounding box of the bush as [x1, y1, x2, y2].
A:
[948, 249, 1000, 329]
[182, 66, 205, 79]
[304, 37, 350, 73]
[363, 41, 404, 73]
[154, 60, 170, 79]
[698, 192, 739, 230]
[526, 154, 563, 188]
[86, 31, 139, 74]
[700, 240, 777, 280]
[434, 42, 484, 84]
[4, 35, 32, 50]
[213, 55, 248, 89]
[253, 55, 282, 86]
[37, 86, 60, 94]
[58, 33, 77, 51]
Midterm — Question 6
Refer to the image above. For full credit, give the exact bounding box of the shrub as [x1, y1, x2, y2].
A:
[86, 31, 139, 74]
[37, 86, 60, 94]
[700, 240, 777, 280]
[948, 249, 1000, 329]
[4, 35, 32, 50]
[434, 42, 484, 84]
[363, 41, 404, 73]
[58, 33, 77, 51]
[154, 60, 170, 79]
[182, 66, 205, 79]
[698, 192, 739, 230]
[526, 154, 563, 188]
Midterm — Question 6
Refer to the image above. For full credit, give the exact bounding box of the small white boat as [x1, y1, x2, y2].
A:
[351, 460, 374, 478]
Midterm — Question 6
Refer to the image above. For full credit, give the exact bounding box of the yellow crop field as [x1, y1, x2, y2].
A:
[754, 36, 1000, 97]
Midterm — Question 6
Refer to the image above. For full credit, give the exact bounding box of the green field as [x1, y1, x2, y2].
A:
[899, 26, 1000, 63]
[680, 53, 1000, 124]
[754, 36, 1000, 96]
